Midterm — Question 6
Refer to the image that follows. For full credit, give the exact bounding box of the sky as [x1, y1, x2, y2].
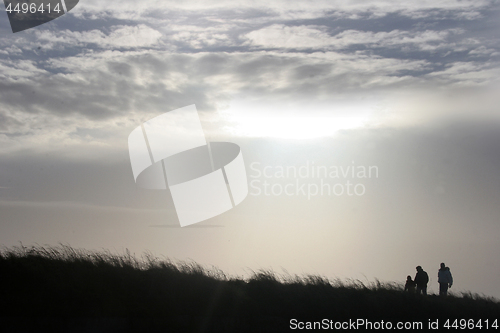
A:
[1, 0, 500, 299]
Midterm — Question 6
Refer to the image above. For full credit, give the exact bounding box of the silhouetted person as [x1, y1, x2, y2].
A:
[438, 263, 453, 296]
[404, 275, 416, 293]
[414, 266, 429, 295]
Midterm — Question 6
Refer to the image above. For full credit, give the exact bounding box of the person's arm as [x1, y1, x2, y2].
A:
[449, 271, 453, 287]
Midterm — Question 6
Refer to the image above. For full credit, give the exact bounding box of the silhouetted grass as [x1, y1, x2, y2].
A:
[1, 244, 499, 332]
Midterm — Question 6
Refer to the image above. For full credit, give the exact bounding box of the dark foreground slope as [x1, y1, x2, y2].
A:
[1, 245, 499, 332]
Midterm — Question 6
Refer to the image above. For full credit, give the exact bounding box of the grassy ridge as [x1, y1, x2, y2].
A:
[1, 244, 499, 332]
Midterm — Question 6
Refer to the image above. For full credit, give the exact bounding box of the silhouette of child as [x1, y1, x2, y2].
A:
[404, 275, 416, 293]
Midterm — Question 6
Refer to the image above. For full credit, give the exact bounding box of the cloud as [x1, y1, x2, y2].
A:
[33, 25, 163, 50]
[333, 28, 461, 49]
[0, 46, 22, 55]
[0, 111, 22, 131]
[0, 0, 497, 157]
[426, 61, 500, 86]
[0, 49, 421, 154]
[74, 0, 493, 21]
[469, 46, 500, 57]
[0, 59, 48, 79]
[244, 24, 467, 52]
[170, 27, 233, 49]
[245, 25, 332, 49]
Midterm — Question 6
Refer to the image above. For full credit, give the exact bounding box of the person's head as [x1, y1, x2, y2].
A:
[407, 275, 412, 281]
[416, 266, 422, 272]
[440, 263, 446, 269]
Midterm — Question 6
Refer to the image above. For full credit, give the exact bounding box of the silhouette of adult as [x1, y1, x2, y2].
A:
[438, 263, 453, 296]
[404, 275, 416, 293]
[414, 266, 429, 295]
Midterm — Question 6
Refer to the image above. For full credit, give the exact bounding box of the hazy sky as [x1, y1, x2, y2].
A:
[1, 1, 500, 299]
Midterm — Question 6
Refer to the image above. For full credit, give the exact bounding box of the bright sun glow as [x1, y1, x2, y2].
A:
[227, 115, 369, 139]
[222, 98, 375, 139]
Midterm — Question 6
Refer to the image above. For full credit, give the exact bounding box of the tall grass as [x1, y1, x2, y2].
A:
[1, 244, 499, 332]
